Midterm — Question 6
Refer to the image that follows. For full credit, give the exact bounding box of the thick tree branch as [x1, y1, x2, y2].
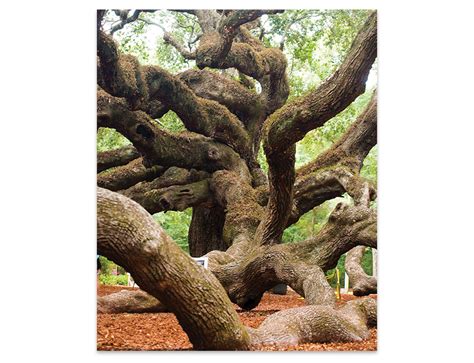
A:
[97, 187, 251, 350]
[212, 199, 376, 309]
[250, 297, 376, 346]
[98, 188, 376, 347]
[97, 289, 168, 313]
[345, 246, 377, 296]
[116, 166, 211, 214]
[289, 91, 377, 223]
[123, 179, 212, 214]
[97, 144, 140, 172]
[144, 65, 252, 159]
[210, 170, 264, 252]
[177, 69, 263, 126]
[263, 11, 377, 154]
[97, 30, 252, 159]
[97, 157, 164, 191]
[97, 89, 250, 177]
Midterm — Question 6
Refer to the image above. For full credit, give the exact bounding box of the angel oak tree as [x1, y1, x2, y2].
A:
[97, 9, 378, 350]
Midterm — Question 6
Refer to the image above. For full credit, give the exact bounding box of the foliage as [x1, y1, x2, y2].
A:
[153, 209, 192, 253]
[99, 274, 129, 286]
[98, 256, 130, 285]
[97, 127, 131, 152]
[98, 255, 113, 275]
[158, 111, 186, 133]
[283, 199, 339, 243]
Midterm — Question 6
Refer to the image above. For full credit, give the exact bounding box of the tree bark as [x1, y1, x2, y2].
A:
[97, 187, 251, 350]
[97, 157, 164, 191]
[97, 145, 140, 172]
[97, 289, 168, 313]
[189, 205, 228, 257]
[97, 9, 379, 349]
[345, 246, 377, 296]
[249, 297, 376, 346]
[97, 188, 377, 349]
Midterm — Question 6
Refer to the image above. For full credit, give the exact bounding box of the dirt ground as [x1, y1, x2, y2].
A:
[97, 285, 377, 351]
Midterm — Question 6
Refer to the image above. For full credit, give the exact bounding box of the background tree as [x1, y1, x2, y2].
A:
[97, 9, 377, 349]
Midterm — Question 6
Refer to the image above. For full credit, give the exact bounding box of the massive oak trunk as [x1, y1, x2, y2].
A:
[97, 9, 378, 350]
[97, 187, 251, 350]
[98, 188, 377, 349]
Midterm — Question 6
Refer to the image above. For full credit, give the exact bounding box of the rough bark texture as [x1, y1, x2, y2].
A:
[188, 205, 227, 256]
[97, 157, 164, 191]
[345, 246, 377, 296]
[249, 297, 376, 346]
[97, 289, 168, 313]
[97, 145, 140, 172]
[97, 9, 378, 349]
[98, 188, 377, 348]
[97, 187, 250, 350]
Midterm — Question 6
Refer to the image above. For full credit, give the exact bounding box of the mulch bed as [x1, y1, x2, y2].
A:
[97, 285, 377, 351]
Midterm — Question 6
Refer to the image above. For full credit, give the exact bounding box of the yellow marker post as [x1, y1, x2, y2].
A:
[335, 268, 341, 301]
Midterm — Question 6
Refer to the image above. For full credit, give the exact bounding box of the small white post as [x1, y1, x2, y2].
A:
[341, 253, 349, 293]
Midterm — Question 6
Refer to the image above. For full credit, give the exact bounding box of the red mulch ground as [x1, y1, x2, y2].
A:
[97, 285, 377, 351]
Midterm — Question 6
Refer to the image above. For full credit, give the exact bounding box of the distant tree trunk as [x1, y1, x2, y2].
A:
[188, 205, 227, 256]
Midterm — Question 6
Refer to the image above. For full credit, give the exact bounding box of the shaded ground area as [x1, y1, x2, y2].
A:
[97, 285, 377, 351]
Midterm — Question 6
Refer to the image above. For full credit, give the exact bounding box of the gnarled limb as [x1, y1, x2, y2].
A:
[263, 11, 377, 154]
[210, 201, 376, 310]
[97, 158, 164, 191]
[255, 145, 296, 245]
[249, 297, 376, 346]
[98, 89, 250, 176]
[345, 246, 377, 296]
[97, 144, 139, 172]
[97, 289, 168, 313]
[178, 69, 263, 127]
[144, 65, 252, 159]
[256, 14, 376, 248]
[290, 91, 377, 224]
[97, 187, 251, 350]
[210, 170, 264, 253]
[98, 30, 252, 159]
[116, 167, 212, 214]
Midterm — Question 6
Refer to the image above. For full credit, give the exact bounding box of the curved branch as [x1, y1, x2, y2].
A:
[123, 179, 212, 214]
[212, 200, 376, 310]
[97, 187, 251, 350]
[97, 157, 164, 191]
[97, 89, 250, 177]
[98, 30, 252, 160]
[98, 188, 375, 348]
[97, 144, 140, 172]
[250, 297, 376, 346]
[144, 65, 252, 159]
[290, 91, 377, 223]
[263, 11, 377, 154]
[345, 246, 377, 296]
[178, 69, 263, 126]
[210, 170, 264, 252]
